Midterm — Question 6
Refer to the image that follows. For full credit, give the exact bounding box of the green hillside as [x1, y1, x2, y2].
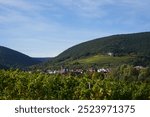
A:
[39, 32, 150, 69]
[56, 32, 150, 60]
[0, 46, 40, 69]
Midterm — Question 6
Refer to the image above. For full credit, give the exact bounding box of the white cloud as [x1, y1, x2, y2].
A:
[0, 0, 149, 22]
[0, 0, 36, 11]
[54, 0, 112, 18]
[52, 0, 150, 19]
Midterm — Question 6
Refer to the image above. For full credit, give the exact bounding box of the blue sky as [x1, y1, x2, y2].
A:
[0, 0, 150, 57]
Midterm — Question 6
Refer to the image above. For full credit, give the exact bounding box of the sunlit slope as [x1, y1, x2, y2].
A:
[77, 54, 134, 67]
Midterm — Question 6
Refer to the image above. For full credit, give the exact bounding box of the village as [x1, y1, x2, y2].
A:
[35, 65, 144, 75]
[46, 67, 111, 75]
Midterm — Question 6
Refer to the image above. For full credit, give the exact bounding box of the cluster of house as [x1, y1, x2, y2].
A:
[46, 67, 111, 75]
[29, 63, 145, 75]
[45, 65, 145, 75]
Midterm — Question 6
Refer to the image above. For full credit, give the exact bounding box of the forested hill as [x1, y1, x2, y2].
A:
[54, 32, 150, 61]
[0, 46, 40, 69]
[33, 32, 150, 69]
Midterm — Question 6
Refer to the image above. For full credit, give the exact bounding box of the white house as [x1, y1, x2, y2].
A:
[107, 52, 113, 56]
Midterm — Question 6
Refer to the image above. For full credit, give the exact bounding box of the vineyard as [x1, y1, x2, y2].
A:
[0, 65, 150, 100]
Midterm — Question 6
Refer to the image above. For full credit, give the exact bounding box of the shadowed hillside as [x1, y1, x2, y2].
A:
[0, 46, 40, 69]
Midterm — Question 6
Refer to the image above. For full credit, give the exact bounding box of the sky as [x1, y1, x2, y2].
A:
[0, 0, 150, 57]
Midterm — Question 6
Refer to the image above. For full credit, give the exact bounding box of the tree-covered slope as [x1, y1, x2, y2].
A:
[55, 32, 150, 61]
[0, 46, 40, 69]
[0, 64, 8, 69]
[38, 32, 150, 69]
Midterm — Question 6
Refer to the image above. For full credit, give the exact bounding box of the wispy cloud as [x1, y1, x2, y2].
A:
[53, 0, 112, 18]
[52, 0, 150, 18]
[0, 0, 37, 12]
[0, 0, 149, 24]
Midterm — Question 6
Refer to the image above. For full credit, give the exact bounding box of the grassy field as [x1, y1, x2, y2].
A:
[77, 54, 134, 67]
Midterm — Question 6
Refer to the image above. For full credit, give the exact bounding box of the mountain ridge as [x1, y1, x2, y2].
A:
[56, 32, 150, 60]
[0, 46, 41, 69]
